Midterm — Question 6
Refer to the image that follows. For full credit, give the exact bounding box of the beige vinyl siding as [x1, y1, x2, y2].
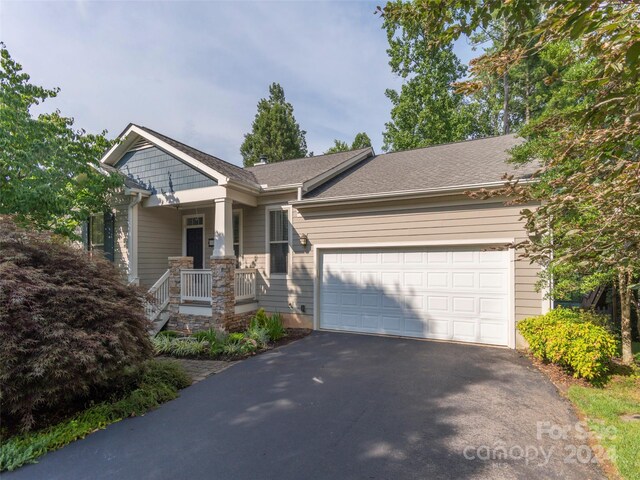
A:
[247, 194, 543, 324]
[138, 206, 182, 287]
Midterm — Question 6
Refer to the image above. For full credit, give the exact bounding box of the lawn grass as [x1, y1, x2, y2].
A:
[0, 360, 191, 472]
[567, 370, 640, 480]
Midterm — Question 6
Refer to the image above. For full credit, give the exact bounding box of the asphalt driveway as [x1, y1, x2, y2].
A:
[8, 332, 604, 480]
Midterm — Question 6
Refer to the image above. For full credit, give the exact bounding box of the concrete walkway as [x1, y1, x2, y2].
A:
[8, 332, 604, 480]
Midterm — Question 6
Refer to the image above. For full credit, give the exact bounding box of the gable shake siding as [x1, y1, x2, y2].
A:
[241, 193, 543, 333]
[115, 146, 217, 195]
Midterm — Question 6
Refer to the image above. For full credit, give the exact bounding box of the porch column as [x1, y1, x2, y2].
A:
[168, 256, 194, 315]
[213, 197, 234, 258]
[211, 197, 236, 330]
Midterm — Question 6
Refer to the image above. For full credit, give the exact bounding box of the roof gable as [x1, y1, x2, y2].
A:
[245, 148, 373, 190]
[101, 124, 260, 190]
[115, 145, 217, 195]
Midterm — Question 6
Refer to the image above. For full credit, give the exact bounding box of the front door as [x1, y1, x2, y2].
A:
[186, 227, 203, 269]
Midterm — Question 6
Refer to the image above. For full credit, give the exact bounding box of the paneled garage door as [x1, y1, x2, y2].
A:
[319, 247, 512, 346]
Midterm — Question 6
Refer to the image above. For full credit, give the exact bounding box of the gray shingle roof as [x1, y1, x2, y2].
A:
[246, 148, 371, 188]
[135, 125, 260, 188]
[305, 135, 536, 200]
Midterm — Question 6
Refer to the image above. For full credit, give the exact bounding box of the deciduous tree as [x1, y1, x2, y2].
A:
[0, 45, 120, 238]
[381, 0, 640, 363]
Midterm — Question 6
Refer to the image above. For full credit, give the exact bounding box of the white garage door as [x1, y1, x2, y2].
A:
[319, 247, 512, 346]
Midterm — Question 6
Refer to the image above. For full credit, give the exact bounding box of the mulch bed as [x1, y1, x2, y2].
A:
[273, 328, 312, 347]
[523, 352, 590, 394]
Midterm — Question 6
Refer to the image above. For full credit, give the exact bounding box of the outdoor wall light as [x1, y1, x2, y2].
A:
[208, 238, 215, 248]
[299, 233, 309, 247]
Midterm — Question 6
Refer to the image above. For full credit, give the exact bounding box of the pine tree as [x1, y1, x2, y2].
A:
[240, 83, 307, 166]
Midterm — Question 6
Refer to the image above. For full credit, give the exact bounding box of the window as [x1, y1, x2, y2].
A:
[186, 216, 203, 227]
[268, 208, 290, 275]
[86, 212, 115, 262]
[232, 211, 242, 261]
[89, 214, 104, 253]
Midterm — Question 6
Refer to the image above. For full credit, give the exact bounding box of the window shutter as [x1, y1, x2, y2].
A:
[103, 211, 115, 262]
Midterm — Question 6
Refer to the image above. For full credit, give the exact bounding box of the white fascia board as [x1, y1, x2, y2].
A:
[292, 179, 536, 209]
[100, 126, 138, 165]
[313, 238, 516, 249]
[260, 184, 302, 193]
[101, 125, 230, 185]
[144, 185, 257, 208]
[301, 148, 373, 194]
[124, 187, 151, 196]
[224, 178, 261, 194]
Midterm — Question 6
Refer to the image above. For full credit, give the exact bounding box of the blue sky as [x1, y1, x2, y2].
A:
[2, 0, 478, 166]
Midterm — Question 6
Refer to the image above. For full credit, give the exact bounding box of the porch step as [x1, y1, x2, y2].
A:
[149, 310, 171, 336]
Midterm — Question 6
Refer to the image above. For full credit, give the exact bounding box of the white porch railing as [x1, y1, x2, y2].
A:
[235, 268, 257, 302]
[146, 269, 170, 321]
[181, 269, 212, 302]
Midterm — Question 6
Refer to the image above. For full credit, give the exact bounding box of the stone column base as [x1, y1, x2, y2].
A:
[211, 256, 235, 331]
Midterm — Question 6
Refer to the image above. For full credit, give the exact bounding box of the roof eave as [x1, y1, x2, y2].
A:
[260, 184, 303, 193]
[291, 178, 537, 209]
[124, 187, 152, 196]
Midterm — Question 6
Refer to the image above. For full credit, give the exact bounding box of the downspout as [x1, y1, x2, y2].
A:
[128, 192, 143, 285]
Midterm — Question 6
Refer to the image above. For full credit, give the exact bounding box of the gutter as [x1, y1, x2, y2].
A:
[291, 178, 537, 208]
[260, 184, 302, 194]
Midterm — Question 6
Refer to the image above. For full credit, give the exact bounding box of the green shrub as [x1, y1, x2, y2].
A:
[156, 330, 180, 338]
[222, 332, 258, 356]
[0, 360, 190, 472]
[518, 308, 618, 381]
[246, 324, 270, 348]
[250, 308, 286, 341]
[228, 332, 245, 342]
[0, 216, 153, 432]
[191, 328, 226, 355]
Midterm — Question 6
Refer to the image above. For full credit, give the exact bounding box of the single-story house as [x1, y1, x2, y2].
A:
[94, 123, 546, 348]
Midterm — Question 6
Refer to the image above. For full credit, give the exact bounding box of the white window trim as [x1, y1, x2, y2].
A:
[182, 213, 205, 269]
[233, 208, 243, 265]
[265, 205, 292, 279]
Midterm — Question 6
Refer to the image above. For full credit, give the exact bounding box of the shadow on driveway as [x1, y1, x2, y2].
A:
[7, 332, 604, 480]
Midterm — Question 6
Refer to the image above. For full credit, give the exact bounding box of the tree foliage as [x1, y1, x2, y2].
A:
[324, 132, 372, 154]
[0, 45, 121, 239]
[381, 0, 640, 363]
[240, 83, 308, 166]
[0, 216, 153, 431]
[381, 5, 474, 152]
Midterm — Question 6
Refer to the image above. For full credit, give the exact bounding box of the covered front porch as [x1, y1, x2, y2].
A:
[138, 184, 261, 333]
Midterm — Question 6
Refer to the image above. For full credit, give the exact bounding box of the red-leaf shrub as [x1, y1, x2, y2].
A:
[0, 216, 153, 431]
